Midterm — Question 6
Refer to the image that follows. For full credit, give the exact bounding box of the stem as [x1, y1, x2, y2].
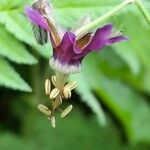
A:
[136, 0, 150, 26]
[75, 0, 135, 38]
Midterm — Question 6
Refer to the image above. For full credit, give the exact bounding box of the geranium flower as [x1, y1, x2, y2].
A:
[24, 0, 128, 127]
[25, 2, 127, 74]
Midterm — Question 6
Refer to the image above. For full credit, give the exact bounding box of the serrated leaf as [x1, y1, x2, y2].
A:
[113, 9, 150, 72]
[0, 11, 51, 58]
[0, 25, 37, 64]
[75, 54, 150, 143]
[95, 49, 150, 93]
[71, 74, 106, 126]
[0, 58, 32, 92]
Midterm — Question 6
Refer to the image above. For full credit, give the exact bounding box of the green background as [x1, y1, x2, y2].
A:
[0, 0, 150, 149]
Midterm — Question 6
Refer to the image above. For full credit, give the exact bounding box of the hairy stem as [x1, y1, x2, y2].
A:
[75, 0, 135, 38]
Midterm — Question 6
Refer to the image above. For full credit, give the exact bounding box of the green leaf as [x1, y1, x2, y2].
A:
[0, 58, 32, 92]
[0, 0, 23, 10]
[76, 54, 150, 143]
[113, 9, 150, 72]
[0, 110, 134, 150]
[0, 11, 51, 58]
[0, 25, 37, 64]
[96, 49, 150, 93]
[71, 74, 106, 126]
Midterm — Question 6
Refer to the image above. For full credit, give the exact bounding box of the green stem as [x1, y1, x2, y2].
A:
[136, 0, 150, 26]
[75, 0, 135, 38]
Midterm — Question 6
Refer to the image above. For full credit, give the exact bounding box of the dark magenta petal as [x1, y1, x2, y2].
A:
[107, 35, 128, 44]
[54, 32, 76, 63]
[57, 31, 75, 49]
[84, 24, 113, 51]
[24, 6, 49, 30]
[50, 31, 82, 73]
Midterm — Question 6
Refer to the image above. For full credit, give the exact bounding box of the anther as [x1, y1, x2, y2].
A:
[62, 86, 71, 99]
[51, 75, 56, 86]
[48, 116, 56, 128]
[61, 105, 73, 118]
[45, 79, 51, 95]
[49, 88, 60, 99]
[67, 81, 78, 90]
[38, 104, 51, 116]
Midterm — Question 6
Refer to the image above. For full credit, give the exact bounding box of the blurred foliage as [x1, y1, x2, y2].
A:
[0, 98, 150, 150]
[0, 0, 150, 149]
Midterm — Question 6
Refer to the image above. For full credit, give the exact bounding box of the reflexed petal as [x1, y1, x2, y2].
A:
[45, 17, 62, 47]
[107, 35, 128, 44]
[24, 6, 49, 30]
[55, 32, 76, 59]
[32, 0, 64, 47]
[50, 32, 82, 74]
[84, 24, 113, 51]
[32, 0, 55, 24]
[61, 32, 76, 44]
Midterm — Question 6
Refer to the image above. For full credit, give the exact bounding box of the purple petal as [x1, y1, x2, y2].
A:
[58, 32, 75, 47]
[51, 32, 82, 74]
[24, 6, 49, 31]
[54, 32, 76, 63]
[84, 24, 113, 51]
[107, 35, 128, 44]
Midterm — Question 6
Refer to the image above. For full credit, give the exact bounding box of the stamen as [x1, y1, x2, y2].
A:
[48, 116, 56, 128]
[45, 79, 51, 95]
[62, 86, 72, 99]
[40, 72, 78, 127]
[66, 81, 78, 90]
[49, 88, 60, 99]
[51, 75, 56, 86]
[61, 105, 73, 118]
[38, 104, 51, 116]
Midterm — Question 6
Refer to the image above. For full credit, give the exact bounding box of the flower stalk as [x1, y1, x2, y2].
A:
[136, 0, 150, 27]
[75, 0, 135, 38]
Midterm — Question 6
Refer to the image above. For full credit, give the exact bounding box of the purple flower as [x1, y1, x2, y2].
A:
[25, 1, 127, 74]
